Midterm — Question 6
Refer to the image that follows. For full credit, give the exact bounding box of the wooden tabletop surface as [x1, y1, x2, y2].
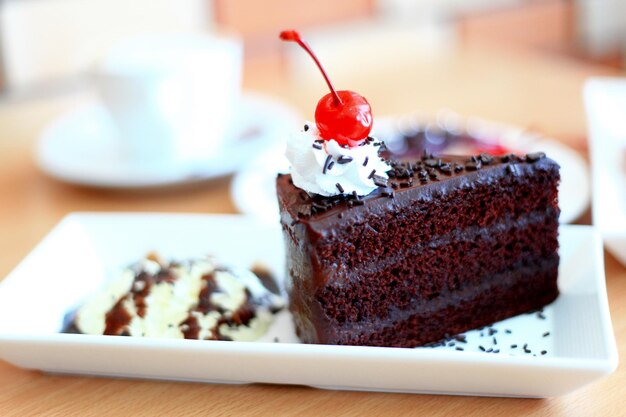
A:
[0, 42, 624, 416]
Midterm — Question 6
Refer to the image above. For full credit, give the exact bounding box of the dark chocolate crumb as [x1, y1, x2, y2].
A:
[541, 350, 547, 355]
[526, 151, 546, 162]
[479, 153, 494, 165]
[506, 164, 519, 175]
[440, 163, 452, 174]
[335, 183, 344, 193]
[303, 124, 309, 132]
[466, 161, 481, 171]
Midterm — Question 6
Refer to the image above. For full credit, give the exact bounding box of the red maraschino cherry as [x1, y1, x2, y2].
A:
[280, 30, 372, 147]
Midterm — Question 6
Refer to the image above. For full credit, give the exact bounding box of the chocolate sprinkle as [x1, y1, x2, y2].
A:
[368, 169, 376, 179]
[542, 331, 550, 337]
[373, 175, 388, 188]
[337, 155, 353, 164]
[312, 143, 322, 150]
[327, 161, 335, 171]
[541, 350, 547, 355]
[336, 183, 344, 193]
[511, 344, 518, 348]
[322, 155, 332, 174]
[363, 156, 369, 166]
[304, 124, 309, 132]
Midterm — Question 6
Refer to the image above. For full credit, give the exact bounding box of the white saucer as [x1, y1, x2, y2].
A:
[231, 119, 590, 224]
[36, 92, 300, 189]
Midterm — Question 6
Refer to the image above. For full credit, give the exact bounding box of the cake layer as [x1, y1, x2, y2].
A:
[304, 254, 559, 347]
[316, 209, 559, 324]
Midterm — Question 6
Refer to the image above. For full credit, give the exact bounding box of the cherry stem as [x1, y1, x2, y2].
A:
[280, 30, 343, 106]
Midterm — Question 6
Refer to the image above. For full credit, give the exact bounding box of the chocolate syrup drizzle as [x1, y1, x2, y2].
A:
[66, 259, 282, 339]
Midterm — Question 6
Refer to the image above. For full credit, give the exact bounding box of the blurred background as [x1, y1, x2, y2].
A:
[0, 0, 625, 222]
[1, 0, 625, 99]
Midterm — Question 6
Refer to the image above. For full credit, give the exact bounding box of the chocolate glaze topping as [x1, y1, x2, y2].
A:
[278, 151, 553, 230]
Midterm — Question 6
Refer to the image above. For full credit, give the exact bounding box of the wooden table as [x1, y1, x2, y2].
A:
[0, 42, 624, 416]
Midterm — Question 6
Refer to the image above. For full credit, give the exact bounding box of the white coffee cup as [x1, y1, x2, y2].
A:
[96, 33, 242, 164]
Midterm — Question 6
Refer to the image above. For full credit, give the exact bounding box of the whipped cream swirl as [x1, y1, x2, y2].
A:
[286, 123, 390, 197]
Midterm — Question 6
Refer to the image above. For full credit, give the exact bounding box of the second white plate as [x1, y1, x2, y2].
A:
[585, 78, 626, 266]
[0, 213, 617, 397]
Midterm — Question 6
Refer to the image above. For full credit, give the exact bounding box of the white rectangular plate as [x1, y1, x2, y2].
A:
[0, 213, 618, 397]
[585, 78, 626, 266]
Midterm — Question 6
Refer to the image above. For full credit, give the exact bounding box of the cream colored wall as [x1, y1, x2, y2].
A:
[0, 0, 211, 91]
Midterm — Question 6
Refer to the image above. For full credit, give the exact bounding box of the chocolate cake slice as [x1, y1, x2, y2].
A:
[276, 152, 560, 347]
